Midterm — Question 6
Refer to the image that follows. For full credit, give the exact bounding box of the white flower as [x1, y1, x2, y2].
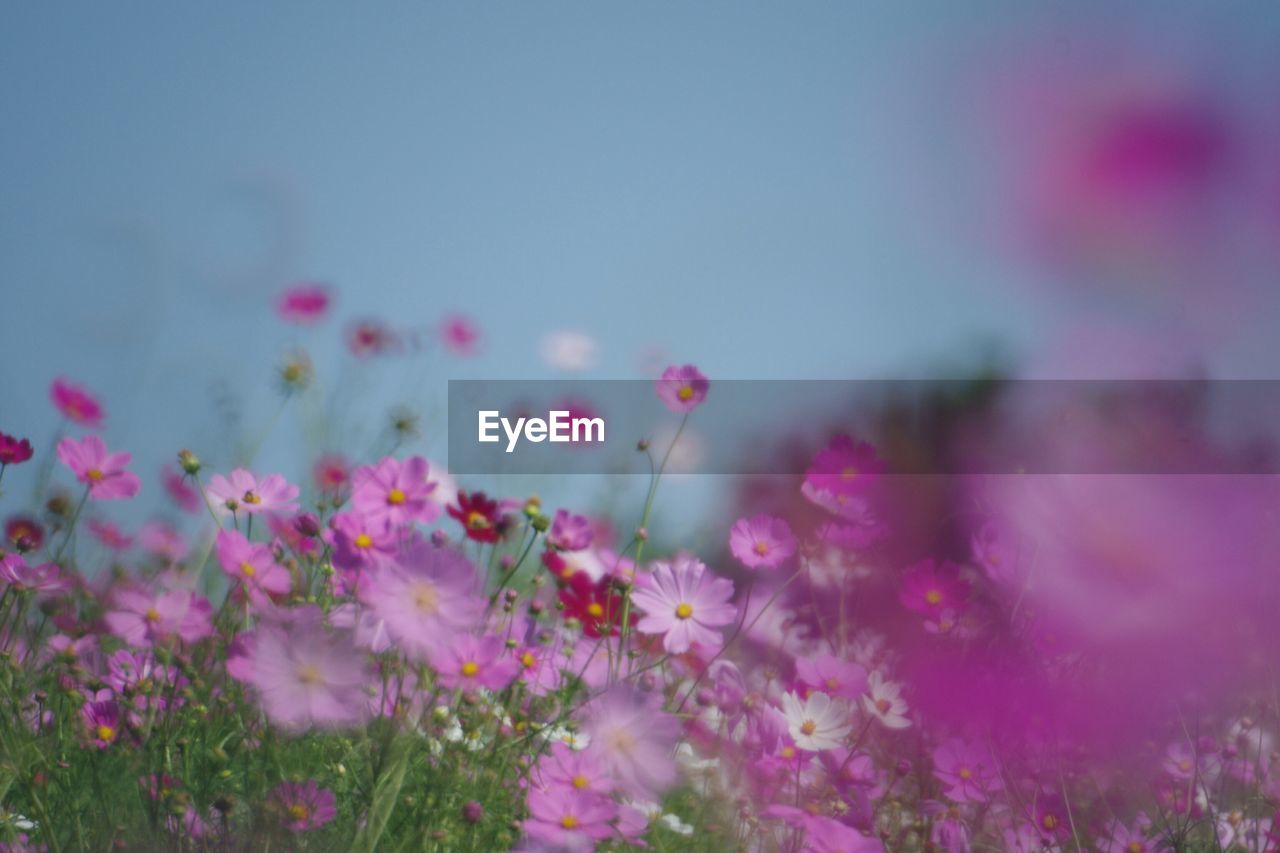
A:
[780, 691, 851, 751]
[659, 813, 695, 835]
[623, 799, 695, 836]
[539, 330, 600, 372]
[862, 670, 911, 730]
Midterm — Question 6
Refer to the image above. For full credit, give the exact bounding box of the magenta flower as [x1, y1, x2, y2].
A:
[729, 514, 796, 570]
[56, 435, 141, 500]
[350, 455, 438, 528]
[87, 518, 133, 552]
[580, 686, 680, 797]
[359, 540, 484, 662]
[523, 785, 618, 848]
[329, 511, 397, 574]
[804, 434, 884, 499]
[272, 780, 337, 832]
[82, 698, 123, 749]
[0, 554, 71, 594]
[547, 509, 594, 552]
[534, 741, 614, 796]
[932, 738, 1003, 804]
[899, 559, 969, 619]
[206, 469, 299, 516]
[275, 282, 331, 325]
[138, 521, 188, 563]
[428, 632, 521, 691]
[215, 529, 292, 598]
[795, 652, 868, 702]
[313, 453, 351, 495]
[104, 587, 214, 646]
[0, 431, 34, 465]
[631, 554, 736, 654]
[440, 313, 480, 356]
[234, 614, 371, 730]
[50, 377, 105, 427]
[106, 648, 178, 695]
[655, 364, 709, 413]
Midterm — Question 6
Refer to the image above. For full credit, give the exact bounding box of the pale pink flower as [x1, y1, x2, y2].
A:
[630, 554, 735, 654]
[862, 671, 911, 730]
[215, 529, 292, 598]
[729, 514, 796, 570]
[206, 469, 299, 516]
[654, 364, 709, 413]
[104, 587, 214, 646]
[350, 455, 438, 528]
[580, 687, 680, 797]
[56, 436, 141, 500]
[780, 691, 851, 751]
[428, 633, 520, 691]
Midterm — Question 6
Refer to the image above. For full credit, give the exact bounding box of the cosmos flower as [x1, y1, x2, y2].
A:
[522, 786, 618, 849]
[932, 738, 1004, 803]
[206, 469, 299, 516]
[82, 699, 123, 749]
[56, 435, 141, 500]
[215, 529, 292, 599]
[87, 518, 133, 551]
[728, 514, 796, 570]
[4, 516, 44, 552]
[795, 652, 868, 702]
[803, 435, 883, 500]
[272, 780, 337, 832]
[533, 742, 614, 796]
[862, 671, 911, 730]
[547, 509, 593, 552]
[580, 687, 680, 797]
[328, 511, 398, 575]
[350, 455, 438, 528]
[630, 554, 736, 654]
[557, 573, 632, 638]
[104, 587, 214, 646]
[428, 633, 521, 691]
[275, 282, 331, 325]
[50, 378, 104, 427]
[160, 465, 202, 513]
[780, 691, 852, 752]
[0, 431, 33, 465]
[899, 560, 970, 620]
[440, 313, 480, 356]
[447, 491, 505, 543]
[0, 554, 71, 594]
[347, 318, 397, 357]
[312, 453, 351, 496]
[655, 364, 709, 413]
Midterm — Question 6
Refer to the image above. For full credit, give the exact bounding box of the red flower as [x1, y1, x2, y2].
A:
[447, 491, 503, 543]
[557, 572, 633, 638]
[0, 432, 33, 465]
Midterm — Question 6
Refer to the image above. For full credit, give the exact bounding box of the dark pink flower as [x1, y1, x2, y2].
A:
[347, 318, 397, 357]
[803, 435, 884, 501]
[313, 453, 351, 495]
[932, 738, 1003, 803]
[899, 559, 969, 620]
[547, 510, 593, 552]
[0, 554, 71, 594]
[82, 698, 123, 748]
[50, 377, 105, 427]
[0, 431, 33, 465]
[795, 652, 868, 702]
[350, 455, 438, 528]
[56, 435, 140, 500]
[275, 282, 331, 325]
[5, 516, 44, 552]
[440, 313, 480, 356]
[215, 529, 292, 599]
[655, 364, 709, 413]
[272, 780, 337, 832]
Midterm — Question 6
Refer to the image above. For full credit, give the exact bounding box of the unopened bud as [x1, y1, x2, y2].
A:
[177, 449, 201, 476]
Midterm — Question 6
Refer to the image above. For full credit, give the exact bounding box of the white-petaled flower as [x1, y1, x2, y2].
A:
[539, 330, 600, 372]
[780, 691, 852, 751]
[862, 670, 911, 730]
[0, 808, 36, 831]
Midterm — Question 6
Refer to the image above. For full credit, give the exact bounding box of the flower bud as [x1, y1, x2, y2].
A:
[177, 449, 201, 476]
[293, 512, 322, 538]
[463, 801, 484, 824]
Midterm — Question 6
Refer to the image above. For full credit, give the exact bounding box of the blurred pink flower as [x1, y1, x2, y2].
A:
[0, 431, 33, 465]
[654, 364, 708, 413]
[312, 453, 351, 495]
[50, 377, 104, 427]
[729, 514, 796, 570]
[803, 435, 883, 501]
[56, 435, 140, 500]
[440, 313, 480, 356]
[275, 282, 331, 325]
[631, 554, 735, 654]
[87, 518, 133, 551]
[206, 469, 298, 516]
[898, 560, 969, 620]
[534, 741, 613, 796]
[523, 786, 618, 848]
[580, 686, 680, 797]
[0, 554, 71, 594]
[931, 738, 1003, 803]
[161, 465, 202, 514]
[428, 632, 520, 691]
[215, 529, 292, 599]
[104, 587, 214, 646]
[795, 652, 868, 702]
[547, 509, 593, 552]
[272, 780, 336, 832]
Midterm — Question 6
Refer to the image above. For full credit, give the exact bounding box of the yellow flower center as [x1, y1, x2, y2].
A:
[1042, 815, 1058, 830]
[96, 725, 116, 742]
[800, 719, 817, 736]
[677, 386, 694, 401]
[753, 541, 770, 556]
[586, 603, 604, 618]
[958, 767, 973, 780]
[289, 803, 309, 821]
[560, 815, 579, 829]
[387, 488, 406, 506]
[87, 468, 105, 482]
[410, 581, 439, 615]
[780, 746, 795, 759]
[675, 602, 694, 620]
[875, 698, 891, 715]
[242, 491, 261, 505]
[841, 465, 858, 480]
[572, 775, 589, 789]
[825, 678, 840, 690]
[240, 562, 256, 578]
[925, 589, 943, 606]
[354, 533, 373, 549]
[145, 607, 161, 623]
[1127, 843, 1143, 853]
[466, 511, 490, 531]
[296, 663, 324, 685]
[520, 652, 536, 669]
[461, 661, 479, 677]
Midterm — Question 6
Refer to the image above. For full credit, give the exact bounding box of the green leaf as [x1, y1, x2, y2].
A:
[351, 734, 412, 852]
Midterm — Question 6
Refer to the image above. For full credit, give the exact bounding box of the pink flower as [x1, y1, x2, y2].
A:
[234, 613, 371, 729]
[138, 521, 187, 563]
[350, 456, 438, 528]
[358, 540, 484, 663]
[0, 431, 33, 465]
[87, 518, 133, 551]
[313, 453, 351, 495]
[654, 364, 709, 413]
[104, 587, 214, 646]
[82, 699, 123, 748]
[795, 652, 868, 702]
[347, 318, 398, 357]
[534, 742, 614, 795]
[161, 465, 202, 513]
[580, 687, 680, 797]
[729, 514, 796, 570]
[932, 738, 1003, 803]
[523, 785, 619, 848]
[272, 780, 337, 831]
[631, 554, 736, 654]
[899, 559, 969, 619]
[206, 469, 299, 516]
[804, 435, 884, 500]
[780, 691, 852, 751]
[0, 554, 71, 594]
[56, 436, 141, 500]
[328, 511, 397, 575]
[428, 632, 520, 691]
[440, 313, 480, 356]
[50, 377, 105, 427]
[547, 510, 594, 552]
[215, 529, 292, 598]
[275, 282, 331, 325]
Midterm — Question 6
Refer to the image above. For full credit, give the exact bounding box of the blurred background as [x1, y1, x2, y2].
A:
[3, 2, 1280, 542]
